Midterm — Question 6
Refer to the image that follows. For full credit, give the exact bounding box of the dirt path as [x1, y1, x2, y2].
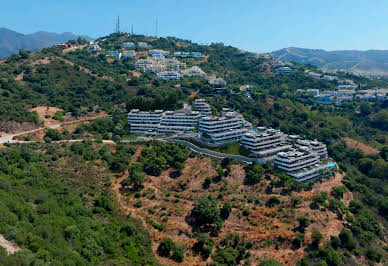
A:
[62, 44, 87, 54]
[0, 112, 110, 144]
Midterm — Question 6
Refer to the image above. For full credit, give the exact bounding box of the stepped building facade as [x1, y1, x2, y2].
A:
[199, 108, 252, 144]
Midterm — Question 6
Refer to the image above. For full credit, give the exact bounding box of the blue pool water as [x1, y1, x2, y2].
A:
[249, 129, 261, 134]
[327, 162, 335, 167]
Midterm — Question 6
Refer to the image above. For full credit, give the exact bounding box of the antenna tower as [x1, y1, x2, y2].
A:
[115, 16, 120, 34]
[155, 17, 158, 37]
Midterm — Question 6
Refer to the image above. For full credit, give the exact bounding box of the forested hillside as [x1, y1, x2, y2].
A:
[0, 33, 387, 265]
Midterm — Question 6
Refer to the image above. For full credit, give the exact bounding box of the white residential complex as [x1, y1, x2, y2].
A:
[127, 109, 164, 133]
[199, 108, 252, 144]
[156, 71, 182, 80]
[207, 76, 227, 85]
[89, 44, 101, 52]
[174, 51, 203, 58]
[149, 49, 170, 58]
[192, 99, 212, 116]
[138, 42, 149, 48]
[242, 129, 328, 160]
[127, 109, 199, 134]
[274, 147, 330, 182]
[122, 50, 136, 58]
[241, 128, 330, 182]
[135, 58, 186, 73]
[181, 66, 206, 77]
[242, 128, 291, 159]
[158, 110, 201, 133]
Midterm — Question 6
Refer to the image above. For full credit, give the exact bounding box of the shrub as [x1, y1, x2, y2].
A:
[259, 258, 284, 266]
[338, 229, 356, 250]
[133, 200, 143, 208]
[220, 202, 232, 220]
[157, 238, 175, 257]
[311, 230, 323, 249]
[266, 196, 281, 207]
[297, 216, 310, 232]
[171, 244, 185, 262]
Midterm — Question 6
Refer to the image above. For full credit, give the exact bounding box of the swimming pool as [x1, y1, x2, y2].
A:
[249, 129, 261, 134]
[327, 162, 335, 167]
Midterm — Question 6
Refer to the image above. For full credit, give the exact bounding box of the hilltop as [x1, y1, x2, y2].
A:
[270, 47, 388, 76]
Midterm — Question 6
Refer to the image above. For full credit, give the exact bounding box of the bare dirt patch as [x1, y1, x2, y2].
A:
[30, 106, 63, 127]
[0, 234, 20, 254]
[62, 44, 87, 54]
[343, 137, 379, 154]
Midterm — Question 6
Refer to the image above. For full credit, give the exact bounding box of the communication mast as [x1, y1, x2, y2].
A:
[155, 16, 158, 37]
[115, 16, 120, 34]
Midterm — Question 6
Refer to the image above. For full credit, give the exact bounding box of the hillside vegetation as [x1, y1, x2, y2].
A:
[0, 33, 387, 265]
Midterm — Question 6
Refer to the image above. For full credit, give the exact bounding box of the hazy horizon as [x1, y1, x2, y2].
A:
[2, 0, 388, 53]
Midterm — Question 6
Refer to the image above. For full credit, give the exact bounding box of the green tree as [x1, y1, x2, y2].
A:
[311, 230, 322, 249]
[157, 238, 175, 258]
[259, 258, 284, 266]
[244, 163, 265, 185]
[331, 186, 346, 199]
[297, 216, 310, 232]
[220, 202, 232, 220]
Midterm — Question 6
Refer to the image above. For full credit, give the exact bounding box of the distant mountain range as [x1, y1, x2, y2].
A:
[270, 47, 388, 76]
[0, 28, 93, 58]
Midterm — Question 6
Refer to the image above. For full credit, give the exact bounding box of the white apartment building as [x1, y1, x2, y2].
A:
[163, 58, 186, 70]
[89, 44, 101, 52]
[181, 66, 206, 77]
[174, 51, 191, 58]
[127, 109, 164, 133]
[135, 59, 154, 71]
[199, 109, 251, 144]
[107, 51, 121, 59]
[191, 52, 203, 58]
[274, 147, 330, 182]
[156, 71, 182, 80]
[242, 128, 291, 159]
[192, 99, 212, 116]
[174, 51, 203, 58]
[149, 49, 170, 58]
[293, 138, 328, 160]
[123, 42, 135, 49]
[138, 42, 149, 48]
[122, 50, 136, 58]
[337, 85, 357, 90]
[207, 76, 227, 86]
[307, 72, 321, 79]
[322, 75, 338, 81]
[158, 110, 200, 134]
[135, 58, 185, 73]
[128, 109, 200, 134]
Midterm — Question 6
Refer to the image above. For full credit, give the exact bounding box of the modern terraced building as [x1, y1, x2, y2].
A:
[127, 109, 200, 134]
[241, 127, 292, 160]
[274, 146, 332, 182]
[199, 108, 252, 144]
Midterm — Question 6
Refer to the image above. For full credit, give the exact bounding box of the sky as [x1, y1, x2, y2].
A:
[2, 0, 388, 53]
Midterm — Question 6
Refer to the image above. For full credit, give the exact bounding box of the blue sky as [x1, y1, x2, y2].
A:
[2, 0, 388, 52]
